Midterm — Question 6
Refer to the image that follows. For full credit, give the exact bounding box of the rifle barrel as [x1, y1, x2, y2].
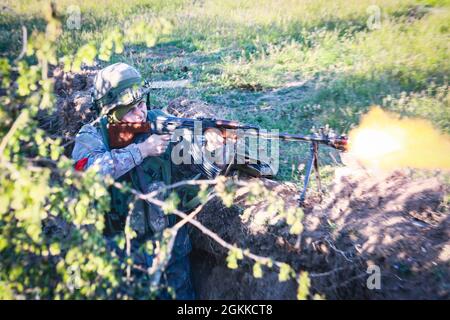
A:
[238, 130, 347, 151]
[242, 130, 328, 143]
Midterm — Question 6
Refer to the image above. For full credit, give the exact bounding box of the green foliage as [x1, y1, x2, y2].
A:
[0, 58, 11, 88]
[278, 263, 295, 282]
[196, 183, 210, 204]
[252, 262, 263, 278]
[98, 29, 124, 62]
[16, 62, 40, 97]
[226, 247, 243, 270]
[215, 176, 236, 208]
[71, 43, 97, 71]
[297, 272, 311, 300]
[162, 192, 180, 214]
[0, 3, 172, 300]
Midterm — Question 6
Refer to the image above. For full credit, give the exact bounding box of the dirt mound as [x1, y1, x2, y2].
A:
[38, 67, 98, 155]
[191, 167, 449, 299]
[52, 67, 98, 137]
[314, 166, 449, 299]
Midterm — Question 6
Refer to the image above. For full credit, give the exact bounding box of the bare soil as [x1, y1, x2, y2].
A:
[191, 166, 449, 300]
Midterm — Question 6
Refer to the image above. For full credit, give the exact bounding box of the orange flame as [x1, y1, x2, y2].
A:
[348, 106, 450, 170]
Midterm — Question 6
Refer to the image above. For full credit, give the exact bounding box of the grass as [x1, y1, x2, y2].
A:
[1, 0, 449, 183]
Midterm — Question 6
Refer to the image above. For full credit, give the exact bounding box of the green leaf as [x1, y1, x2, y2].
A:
[297, 272, 311, 300]
[313, 293, 325, 300]
[226, 250, 238, 269]
[162, 192, 180, 214]
[0, 236, 7, 252]
[145, 241, 154, 254]
[49, 243, 61, 256]
[197, 184, 209, 203]
[278, 263, 293, 282]
[253, 262, 263, 278]
[289, 221, 303, 235]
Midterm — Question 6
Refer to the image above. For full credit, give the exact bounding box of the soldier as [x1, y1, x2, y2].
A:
[72, 62, 223, 299]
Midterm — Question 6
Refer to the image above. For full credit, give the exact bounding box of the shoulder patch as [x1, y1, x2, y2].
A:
[74, 157, 89, 171]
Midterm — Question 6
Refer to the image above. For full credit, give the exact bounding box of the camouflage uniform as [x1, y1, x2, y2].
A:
[72, 63, 196, 299]
[72, 124, 143, 179]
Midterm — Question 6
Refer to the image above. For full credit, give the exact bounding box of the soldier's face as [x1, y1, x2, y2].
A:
[122, 100, 147, 123]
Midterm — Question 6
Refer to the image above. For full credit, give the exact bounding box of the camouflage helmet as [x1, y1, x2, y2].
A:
[92, 62, 150, 115]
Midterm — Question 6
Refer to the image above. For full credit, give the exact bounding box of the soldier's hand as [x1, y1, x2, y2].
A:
[137, 134, 171, 158]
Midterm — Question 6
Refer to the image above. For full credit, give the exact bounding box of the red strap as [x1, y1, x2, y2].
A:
[74, 157, 89, 171]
